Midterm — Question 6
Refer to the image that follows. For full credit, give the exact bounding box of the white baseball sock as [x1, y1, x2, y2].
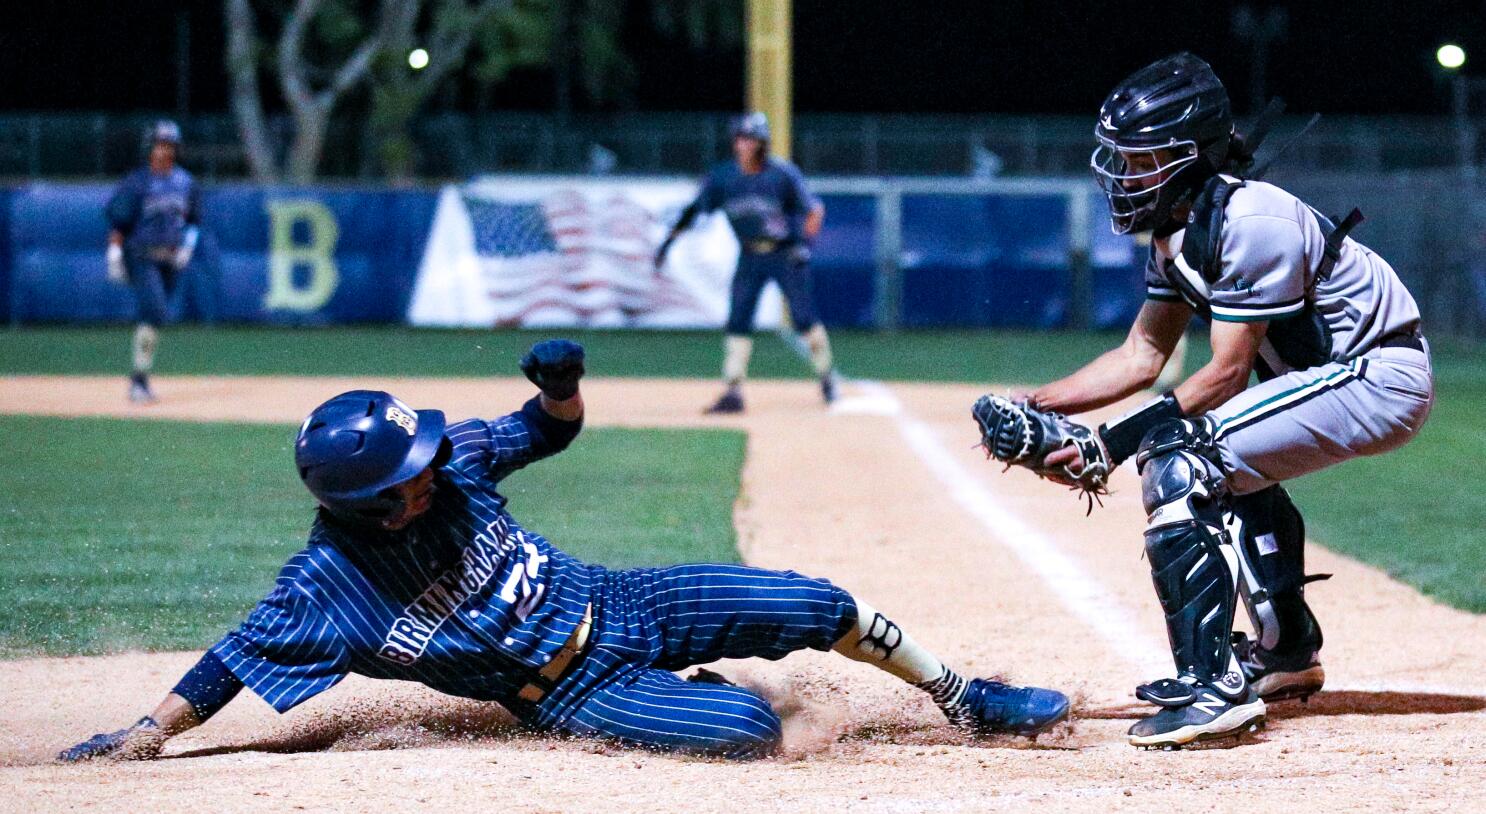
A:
[132, 324, 158, 375]
[804, 324, 833, 377]
[722, 335, 753, 388]
[832, 598, 969, 707]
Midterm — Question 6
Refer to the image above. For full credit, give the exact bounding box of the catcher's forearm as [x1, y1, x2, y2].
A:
[1171, 358, 1251, 416]
[1032, 344, 1158, 414]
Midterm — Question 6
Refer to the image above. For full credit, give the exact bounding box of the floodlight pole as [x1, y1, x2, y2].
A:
[746, 0, 792, 159]
[1454, 74, 1475, 178]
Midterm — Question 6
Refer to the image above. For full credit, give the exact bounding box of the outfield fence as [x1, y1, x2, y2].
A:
[2, 173, 1482, 338]
[0, 111, 1479, 181]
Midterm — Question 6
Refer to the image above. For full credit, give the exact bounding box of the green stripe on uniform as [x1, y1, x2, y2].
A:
[1215, 361, 1358, 435]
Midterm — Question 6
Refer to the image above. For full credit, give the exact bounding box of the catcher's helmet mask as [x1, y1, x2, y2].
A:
[295, 390, 452, 528]
[1091, 52, 1235, 234]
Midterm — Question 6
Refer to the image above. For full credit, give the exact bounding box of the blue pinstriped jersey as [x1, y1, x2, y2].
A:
[105, 166, 200, 251]
[211, 403, 593, 715]
[693, 158, 818, 244]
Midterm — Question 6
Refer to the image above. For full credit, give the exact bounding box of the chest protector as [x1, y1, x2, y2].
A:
[1165, 174, 1364, 379]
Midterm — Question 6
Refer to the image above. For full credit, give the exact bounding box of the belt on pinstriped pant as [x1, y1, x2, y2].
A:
[518, 603, 594, 703]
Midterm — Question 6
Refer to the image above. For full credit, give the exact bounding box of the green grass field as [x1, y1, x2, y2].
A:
[0, 326, 1480, 659]
[1, 325, 1176, 384]
[0, 415, 744, 657]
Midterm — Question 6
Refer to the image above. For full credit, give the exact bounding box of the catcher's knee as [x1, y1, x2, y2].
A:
[1136, 418, 1226, 520]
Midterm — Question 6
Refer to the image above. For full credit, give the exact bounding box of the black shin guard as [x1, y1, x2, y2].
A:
[1144, 520, 1245, 698]
[1230, 486, 1323, 655]
[1138, 419, 1246, 700]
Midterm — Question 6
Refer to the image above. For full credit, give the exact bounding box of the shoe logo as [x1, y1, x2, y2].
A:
[1218, 671, 1245, 693]
[1190, 692, 1227, 717]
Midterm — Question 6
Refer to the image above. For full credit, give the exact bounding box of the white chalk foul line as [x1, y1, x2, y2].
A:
[856, 381, 1171, 677]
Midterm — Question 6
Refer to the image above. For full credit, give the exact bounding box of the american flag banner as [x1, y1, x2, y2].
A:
[409, 177, 783, 329]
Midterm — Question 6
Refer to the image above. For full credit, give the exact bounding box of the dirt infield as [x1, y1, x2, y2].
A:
[1, 375, 1483, 812]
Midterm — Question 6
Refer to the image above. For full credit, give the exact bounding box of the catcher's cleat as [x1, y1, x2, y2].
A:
[950, 678, 1070, 738]
[1128, 679, 1266, 749]
[704, 389, 744, 415]
[820, 372, 838, 404]
[1232, 633, 1325, 702]
[128, 374, 157, 405]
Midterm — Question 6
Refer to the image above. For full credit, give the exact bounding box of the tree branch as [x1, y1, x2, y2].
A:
[224, 0, 280, 181]
[415, 0, 510, 95]
[321, 35, 383, 105]
[277, 0, 323, 115]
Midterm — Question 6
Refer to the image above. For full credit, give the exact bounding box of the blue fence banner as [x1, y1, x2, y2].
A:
[7, 184, 436, 325]
[6, 180, 1141, 330]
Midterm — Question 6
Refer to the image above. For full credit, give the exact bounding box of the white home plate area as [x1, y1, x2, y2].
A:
[1, 375, 1482, 812]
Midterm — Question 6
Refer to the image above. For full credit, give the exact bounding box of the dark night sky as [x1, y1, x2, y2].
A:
[4, 1, 1483, 116]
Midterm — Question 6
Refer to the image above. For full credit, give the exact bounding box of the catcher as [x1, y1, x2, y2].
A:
[59, 340, 1067, 763]
[974, 53, 1433, 749]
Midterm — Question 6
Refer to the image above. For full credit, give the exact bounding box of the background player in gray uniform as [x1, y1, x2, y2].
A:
[655, 113, 837, 414]
[57, 340, 1067, 762]
[105, 120, 201, 404]
[974, 53, 1433, 749]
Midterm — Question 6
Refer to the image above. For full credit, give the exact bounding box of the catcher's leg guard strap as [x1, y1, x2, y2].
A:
[1229, 485, 1323, 653]
[1139, 419, 1247, 699]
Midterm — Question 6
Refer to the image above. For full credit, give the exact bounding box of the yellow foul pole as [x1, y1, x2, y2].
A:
[746, 0, 792, 159]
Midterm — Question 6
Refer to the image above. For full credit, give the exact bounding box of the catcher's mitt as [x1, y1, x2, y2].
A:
[971, 395, 1111, 511]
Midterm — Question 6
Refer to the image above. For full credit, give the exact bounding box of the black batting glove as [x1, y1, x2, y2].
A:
[57, 716, 164, 762]
[520, 339, 585, 401]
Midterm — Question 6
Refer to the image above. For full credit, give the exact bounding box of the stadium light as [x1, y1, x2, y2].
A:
[408, 48, 430, 70]
[1437, 43, 1466, 70]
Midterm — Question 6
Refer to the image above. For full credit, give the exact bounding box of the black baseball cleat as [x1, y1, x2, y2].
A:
[1232, 632, 1325, 703]
[950, 678, 1070, 738]
[128, 373, 157, 405]
[704, 389, 744, 415]
[820, 372, 838, 405]
[1127, 677, 1266, 749]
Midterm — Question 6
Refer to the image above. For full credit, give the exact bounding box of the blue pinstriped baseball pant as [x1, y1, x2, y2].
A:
[128, 254, 179, 327]
[535, 564, 857, 757]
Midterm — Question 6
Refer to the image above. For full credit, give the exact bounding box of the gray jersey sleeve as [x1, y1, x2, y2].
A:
[1209, 215, 1308, 323]
[1144, 247, 1182, 303]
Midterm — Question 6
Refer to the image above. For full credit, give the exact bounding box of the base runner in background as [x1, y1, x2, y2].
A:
[655, 113, 839, 414]
[104, 121, 201, 404]
[57, 341, 1068, 762]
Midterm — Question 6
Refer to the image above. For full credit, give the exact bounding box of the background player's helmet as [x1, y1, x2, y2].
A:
[730, 112, 771, 146]
[1090, 53, 1234, 234]
[142, 119, 183, 161]
[294, 390, 449, 525]
[149, 120, 182, 145]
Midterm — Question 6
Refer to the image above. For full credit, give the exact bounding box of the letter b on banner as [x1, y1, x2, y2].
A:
[264, 200, 340, 312]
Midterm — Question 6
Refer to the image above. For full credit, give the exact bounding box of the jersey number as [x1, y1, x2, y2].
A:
[498, 541, 549, 621]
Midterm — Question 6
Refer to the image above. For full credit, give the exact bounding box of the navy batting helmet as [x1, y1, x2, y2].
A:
[294, 390, 449, 523]
[730, 112, 771, 144]
[149, 119, 182, 145]
[1090, 53, 1234, 234]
